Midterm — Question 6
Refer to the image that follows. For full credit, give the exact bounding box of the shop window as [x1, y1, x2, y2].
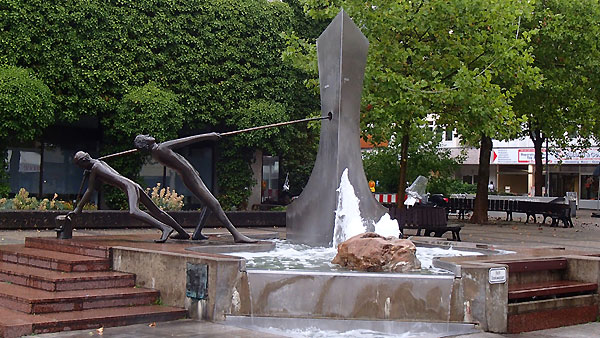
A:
[7, 148, 41, 195]
[42, 144, 89, 198]
[582, 175, 599, 200]
[139, 145, 213, 209]
[445, 127, 453, 141]
[462, 175, 473, 184]
[262, 155, 279, 203]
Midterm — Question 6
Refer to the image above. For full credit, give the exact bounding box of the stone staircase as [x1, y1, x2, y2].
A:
[502, 258, 599, 333]
[0, 238, 186, 338]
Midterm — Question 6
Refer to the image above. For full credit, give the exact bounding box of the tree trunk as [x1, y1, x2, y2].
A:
[397, 128, 410, 209]
[532, 130, 544, 196]
[471, 135, 492, 224]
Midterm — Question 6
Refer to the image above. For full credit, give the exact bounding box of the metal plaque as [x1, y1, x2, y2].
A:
[186, 262, 208, 299]
[489, 267, 507, 284]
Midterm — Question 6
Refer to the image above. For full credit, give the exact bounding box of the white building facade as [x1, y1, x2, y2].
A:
[441, 131, 600, 209]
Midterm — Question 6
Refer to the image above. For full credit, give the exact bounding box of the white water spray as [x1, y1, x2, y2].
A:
[332, 168, 400, 247]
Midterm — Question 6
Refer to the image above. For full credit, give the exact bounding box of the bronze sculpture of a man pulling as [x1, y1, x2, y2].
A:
[134, 133, 257, 243]
[68, 151, 190, 243]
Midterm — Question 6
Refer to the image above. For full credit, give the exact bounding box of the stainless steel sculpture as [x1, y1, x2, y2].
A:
[286, 10, 387, 246]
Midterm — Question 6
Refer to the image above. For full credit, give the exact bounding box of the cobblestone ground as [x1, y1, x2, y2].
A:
[4, 210, 600, 338]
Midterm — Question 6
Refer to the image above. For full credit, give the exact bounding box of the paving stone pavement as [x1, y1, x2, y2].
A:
[3, 209, 600, 337]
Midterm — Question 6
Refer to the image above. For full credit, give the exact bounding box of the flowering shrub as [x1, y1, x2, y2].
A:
[145, 183, 184, 211]
[0, 188, 97, 210]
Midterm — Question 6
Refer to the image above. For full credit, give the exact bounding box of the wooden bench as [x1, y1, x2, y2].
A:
[498, 258, 597, 301]
[447, 197, 573, 227]
[389, 205, 462, 241]
[447, 197, 473, 220]
[519, 200, 573, 228]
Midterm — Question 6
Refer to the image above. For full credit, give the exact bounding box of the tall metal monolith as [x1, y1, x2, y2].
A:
[286, 10, 387, 246]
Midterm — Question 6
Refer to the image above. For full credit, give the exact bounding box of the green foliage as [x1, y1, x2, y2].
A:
[280, 126, 319, 197]
[515, 0, 600, 147]
[0, 65, 54, 142]
[291, 0, 539, 145]
[363, 128, 460, 193]
[101, 83, 185, 209]
[1, 0, 318, 209]
[216, 140, 255, 210]
[0, 188, 89, 210]
[287, 0, 541, 209]
[427, 177, 476, 196]
[0, 150, 9, 198]
[111, 83, 184, 144]
[227, 99, 290, 154]
[102, 186, 129, 211]
[0, 65, 54, 197]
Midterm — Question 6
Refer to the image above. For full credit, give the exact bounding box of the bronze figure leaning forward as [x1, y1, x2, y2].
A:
[134, 133, 257, 243]
[68, 151, 190, 243]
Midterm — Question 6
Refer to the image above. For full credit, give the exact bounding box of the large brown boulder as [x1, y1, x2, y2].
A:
[332, 232, 421, 272]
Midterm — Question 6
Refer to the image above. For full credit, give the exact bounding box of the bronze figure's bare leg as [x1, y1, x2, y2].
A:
[191, 206, 210, 240]
[138, 190, 190, 240]
[125, 186, 174, 243]
[133, 134, 258, 243]
[185, 176, 257, 243]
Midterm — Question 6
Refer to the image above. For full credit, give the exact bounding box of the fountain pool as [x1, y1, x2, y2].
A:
[224, 316, 479, 337]
[227, 239, 485, 274]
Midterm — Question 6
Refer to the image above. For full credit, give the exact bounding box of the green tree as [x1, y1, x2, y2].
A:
[1, 0, 317, 209]
[0, 65, 54, 196]
[294, 1, 540, 223]
[101, 83, 185, 208]
[363, 127, 460, 193]
[513, 0, 600, 196]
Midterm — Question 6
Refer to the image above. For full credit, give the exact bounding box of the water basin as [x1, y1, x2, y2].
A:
[225, 316, 479, 337]
[226, 240, 486, 274]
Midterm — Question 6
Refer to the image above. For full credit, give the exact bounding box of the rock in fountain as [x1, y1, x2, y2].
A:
[332, 232, 421, 272]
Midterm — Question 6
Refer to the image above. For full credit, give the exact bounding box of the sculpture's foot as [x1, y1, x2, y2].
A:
[155, 228, 174, 243]
[170, 232, 190, 240]
[234, 234, 259, 243]
[191, 232, 209, 240]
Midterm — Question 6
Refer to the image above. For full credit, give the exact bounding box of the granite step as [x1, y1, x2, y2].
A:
[25, 237, 110, 259]
[509, 280, 597, 301]
[508, 294, 599, 333]
[0, 245, 110, 272]
[0, 281, 159, 314]
[0, 305, 187, 338]
[0, 261, 135, 291]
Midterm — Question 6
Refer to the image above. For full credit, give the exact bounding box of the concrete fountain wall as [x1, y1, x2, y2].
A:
[230, 270, 456, 322]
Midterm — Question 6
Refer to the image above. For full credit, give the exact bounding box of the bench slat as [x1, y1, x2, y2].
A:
[499, 258, 568, 273]
[509, 280, 597, 300]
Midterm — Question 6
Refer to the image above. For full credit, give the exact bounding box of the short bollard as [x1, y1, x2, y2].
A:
[55, 214, 73, 239]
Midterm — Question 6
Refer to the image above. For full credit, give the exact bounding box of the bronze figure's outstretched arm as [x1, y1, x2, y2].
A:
[160, 132, 220, 150]
[70, 172, 96, 215]
[101, 114, 331, 160]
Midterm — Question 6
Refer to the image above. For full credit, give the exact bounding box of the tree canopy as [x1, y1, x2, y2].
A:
[0, 65, 54, 196]
[513, 0, 600, 196]
[1, 0, 320, 209]
[0, 65, 54, 143]
[292, 0, 540, 221]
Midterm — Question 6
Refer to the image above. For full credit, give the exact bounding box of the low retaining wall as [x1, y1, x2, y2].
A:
[112, 246, 244, 321]
[0, 210, 286, 230]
